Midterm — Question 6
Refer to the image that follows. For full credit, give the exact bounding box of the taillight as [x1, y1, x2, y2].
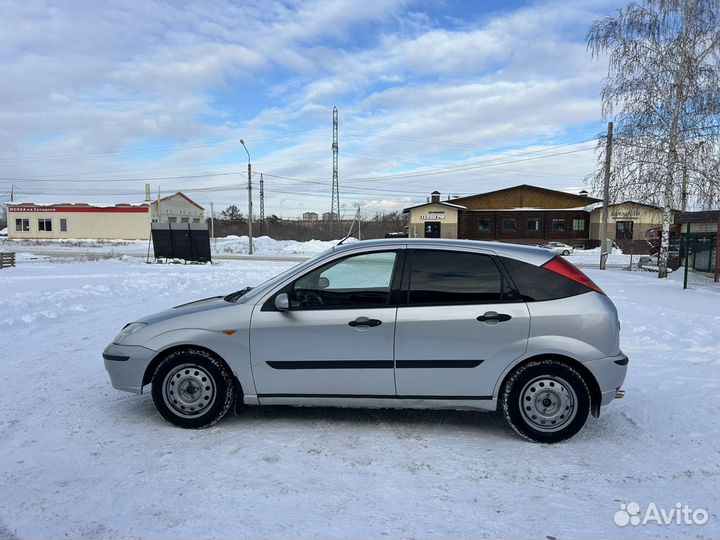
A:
[542, 256, 605, 295]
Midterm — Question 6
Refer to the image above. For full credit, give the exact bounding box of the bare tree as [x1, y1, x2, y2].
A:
[588, 0, 720, 277]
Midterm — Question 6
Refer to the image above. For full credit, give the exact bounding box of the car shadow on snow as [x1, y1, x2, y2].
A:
[109, 395, 623, 444]
[227, 404, 515, 438]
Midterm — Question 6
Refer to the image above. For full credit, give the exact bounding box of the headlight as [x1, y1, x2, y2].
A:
[113, 322, 148, 343]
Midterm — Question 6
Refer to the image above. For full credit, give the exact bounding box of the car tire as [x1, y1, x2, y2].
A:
[151, 348, 235, 429]
[501, 360, 590, 443]
[562, 250, 570, 256]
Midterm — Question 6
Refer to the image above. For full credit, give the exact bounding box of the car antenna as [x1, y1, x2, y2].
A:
[336, 207, 361, 246]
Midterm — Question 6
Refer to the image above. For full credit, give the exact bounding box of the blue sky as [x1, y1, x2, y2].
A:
[0, 0, 622, 218]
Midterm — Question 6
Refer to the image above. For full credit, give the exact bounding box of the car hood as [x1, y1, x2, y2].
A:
[138, 295, 236, 325]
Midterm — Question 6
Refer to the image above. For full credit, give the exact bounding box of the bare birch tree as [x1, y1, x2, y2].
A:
[587, 0, 720, 277]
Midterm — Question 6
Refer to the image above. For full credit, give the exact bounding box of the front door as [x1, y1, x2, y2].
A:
[394, 249, 530, 398]
[616, 221, 634, 240]
[424, 221, 441, 238]
[250, 250, 401, 397]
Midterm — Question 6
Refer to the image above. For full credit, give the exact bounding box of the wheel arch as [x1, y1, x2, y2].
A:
[497, 353, 602, 418]
[142, 344, 244, 399]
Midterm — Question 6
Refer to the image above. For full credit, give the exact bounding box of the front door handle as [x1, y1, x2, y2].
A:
[348, 317, 382, 328]
[476, 312, 512, 323]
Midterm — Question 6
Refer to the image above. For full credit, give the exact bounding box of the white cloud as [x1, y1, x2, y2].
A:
[0, 0, 618, 217]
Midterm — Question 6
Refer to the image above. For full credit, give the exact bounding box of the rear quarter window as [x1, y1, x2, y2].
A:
[499, 257, 591, 301]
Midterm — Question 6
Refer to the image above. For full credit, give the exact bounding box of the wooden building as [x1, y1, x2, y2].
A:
[404, 185, 600, 247]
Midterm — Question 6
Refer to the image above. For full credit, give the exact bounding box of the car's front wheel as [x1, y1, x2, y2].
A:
[501, 360, 590, 443]
[151, 348, 235, 429]
[562, 250, 570, 256]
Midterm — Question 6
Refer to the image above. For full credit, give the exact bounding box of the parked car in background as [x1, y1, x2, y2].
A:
[648, 243, 679, 256]
[540, 242, 575, 256]
[104, 239, 627, 443]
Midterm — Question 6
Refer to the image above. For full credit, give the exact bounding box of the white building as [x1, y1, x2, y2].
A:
[7, 203, 151, 240]
[151, 192, 205, 224]
[6, 192, 205, 241]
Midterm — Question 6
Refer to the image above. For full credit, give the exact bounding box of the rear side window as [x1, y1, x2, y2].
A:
[408, 250, 505, 305]
[500, 257, 590, 301]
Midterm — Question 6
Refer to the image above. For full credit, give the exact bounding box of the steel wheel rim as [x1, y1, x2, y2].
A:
[163, 363, 216, 417]
[519, 375, 577, 432]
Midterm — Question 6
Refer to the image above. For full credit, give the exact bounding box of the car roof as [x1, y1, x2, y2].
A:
[332, 238, 554, 265]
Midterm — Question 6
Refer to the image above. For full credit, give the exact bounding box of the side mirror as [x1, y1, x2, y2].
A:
[317, 276, 330, 289]
[274, 293, 290, 312]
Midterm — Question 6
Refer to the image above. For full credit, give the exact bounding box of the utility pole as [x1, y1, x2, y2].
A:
[210, 202, 215, 242]
[240, 139, 253, 255]
[259, 173, 265, 235]
[600, 121, 613, 270]
[10, 184, 14, 202]
[357, 204, 362, 240]
[330, 106, 340, 221]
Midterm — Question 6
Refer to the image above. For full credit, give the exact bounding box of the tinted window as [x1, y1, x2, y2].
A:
[408, 250, 503, 305]
[500, 257, 590, 301]
[292, 251, 397, 309]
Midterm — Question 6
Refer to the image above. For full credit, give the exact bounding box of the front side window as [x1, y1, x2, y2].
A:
[572, 218, 585, 231]
[15, 218, 29, 232]
[552, 218, 565, 231]
[502, 218, 516, 232]
[408, 250, 504, 305]
[478, 218, 492, 232]
[291, 251, 397, 309]
[38, 219, 52, 232]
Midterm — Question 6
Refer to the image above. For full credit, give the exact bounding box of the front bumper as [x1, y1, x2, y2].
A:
[103, 343, 156, 394]
[584, 351, 628, 406]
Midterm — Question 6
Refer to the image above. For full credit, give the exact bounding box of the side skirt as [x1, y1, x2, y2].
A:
[254, 394, 497, 412]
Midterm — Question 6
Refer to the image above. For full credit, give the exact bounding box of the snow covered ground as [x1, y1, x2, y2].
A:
[1, 256, 719, 539]
[0, 235, 351, 258]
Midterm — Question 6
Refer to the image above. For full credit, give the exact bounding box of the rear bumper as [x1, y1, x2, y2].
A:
[584, 351, 628, 406]
[103, 343, 156, 394]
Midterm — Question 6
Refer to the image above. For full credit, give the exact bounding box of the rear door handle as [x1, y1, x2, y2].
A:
[476, 312, 512, 323]
[348, 317, 382, 328]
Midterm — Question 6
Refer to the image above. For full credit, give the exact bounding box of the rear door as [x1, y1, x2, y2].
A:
[393, 248, 530, 399]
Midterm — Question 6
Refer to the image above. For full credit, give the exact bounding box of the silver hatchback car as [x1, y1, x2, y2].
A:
[104, 239, 627, 443]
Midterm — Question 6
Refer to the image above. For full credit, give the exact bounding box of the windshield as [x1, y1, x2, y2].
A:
[226, 247, 336, 303]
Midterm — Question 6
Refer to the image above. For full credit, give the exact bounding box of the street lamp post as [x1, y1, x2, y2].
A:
[240, 139, 253, 255]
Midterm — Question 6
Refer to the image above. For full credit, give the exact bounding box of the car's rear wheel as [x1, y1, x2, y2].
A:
[151, 348, 235, 429]
[501, 360, 590, 443]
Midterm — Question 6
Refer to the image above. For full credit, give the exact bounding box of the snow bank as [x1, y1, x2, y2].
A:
[0, 235, 356, 257]
[213, 235, 356, 256]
